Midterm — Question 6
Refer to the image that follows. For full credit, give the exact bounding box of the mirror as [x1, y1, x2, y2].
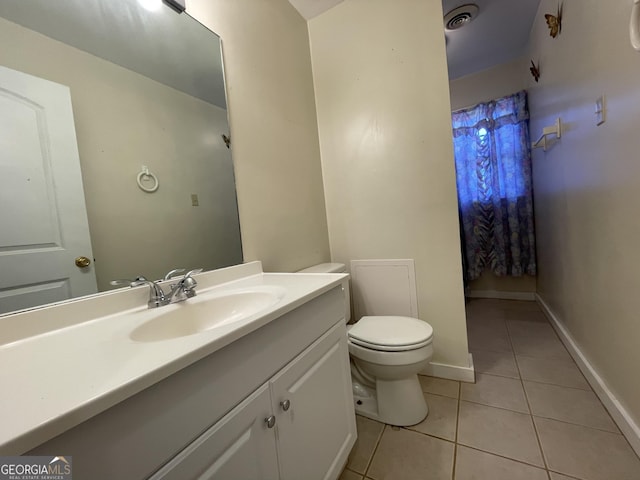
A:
[0, 0, 242, 315]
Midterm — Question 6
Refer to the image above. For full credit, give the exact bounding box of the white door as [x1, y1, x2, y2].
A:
[148, 383, 280, 480]
[271, 323, 357, 480]
[0, 65, 97, 314]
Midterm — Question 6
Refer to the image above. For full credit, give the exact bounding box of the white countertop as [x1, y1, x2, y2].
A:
[0, 262, 347, 454]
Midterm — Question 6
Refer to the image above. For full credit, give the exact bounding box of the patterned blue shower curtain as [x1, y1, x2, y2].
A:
[452, 90, 537, 281]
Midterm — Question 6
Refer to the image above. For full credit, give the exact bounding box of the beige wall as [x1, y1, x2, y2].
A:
[528, 0, 640, 426]
[0, 17, 242, 291]
[449, 57, 537, 294]
[187, 0, 331, 273]
[449, 56, 527, 112]
[309, 0, 469, 367]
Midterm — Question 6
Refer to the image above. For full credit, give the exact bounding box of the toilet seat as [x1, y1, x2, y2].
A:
[348, 316, 433, 352]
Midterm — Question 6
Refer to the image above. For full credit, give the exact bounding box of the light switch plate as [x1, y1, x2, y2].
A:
[191, 194, 199, 207]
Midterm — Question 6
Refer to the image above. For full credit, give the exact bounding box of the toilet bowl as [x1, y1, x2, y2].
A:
[298, 263, 434, 426]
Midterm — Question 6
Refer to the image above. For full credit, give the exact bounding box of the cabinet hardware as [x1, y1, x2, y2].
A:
[265, 415, 276, 428]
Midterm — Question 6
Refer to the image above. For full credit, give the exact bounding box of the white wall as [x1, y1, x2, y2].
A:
[309, 0, 470, 368]
[0, 17, 242, 290]
[449, 56, 527, 112]
[449, 57, 537, 295]
[528, 0, 640, 429]
[188, 0, 331, 273]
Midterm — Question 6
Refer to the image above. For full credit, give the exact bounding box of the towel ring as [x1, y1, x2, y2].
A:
[137, 165, 159, 193]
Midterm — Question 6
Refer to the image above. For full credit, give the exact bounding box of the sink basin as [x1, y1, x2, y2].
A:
[129, 286, 286, 342]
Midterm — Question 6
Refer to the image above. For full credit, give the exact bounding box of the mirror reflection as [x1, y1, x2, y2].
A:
[0, 0, 242, 315]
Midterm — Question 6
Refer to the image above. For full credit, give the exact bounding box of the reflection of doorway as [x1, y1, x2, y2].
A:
[0, 66, 96, 314]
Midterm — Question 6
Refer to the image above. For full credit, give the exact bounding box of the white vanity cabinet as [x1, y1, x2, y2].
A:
[27, 284, 356, 480]
[272, 322, 354, 480]
[151, 322, 354, 480]
[149, 383, 280, 480]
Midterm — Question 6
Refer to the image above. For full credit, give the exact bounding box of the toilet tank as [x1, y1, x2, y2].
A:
[298, 263, 350, 322]
[297, 263, 346, 274]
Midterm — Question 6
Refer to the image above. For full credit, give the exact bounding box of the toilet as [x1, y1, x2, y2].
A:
[298, 263, 433, 426]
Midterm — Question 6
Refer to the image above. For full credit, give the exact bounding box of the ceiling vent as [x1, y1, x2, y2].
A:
[444, 4, 479, 31]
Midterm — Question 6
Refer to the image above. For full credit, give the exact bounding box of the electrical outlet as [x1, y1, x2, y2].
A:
[191, 194, 199, 207]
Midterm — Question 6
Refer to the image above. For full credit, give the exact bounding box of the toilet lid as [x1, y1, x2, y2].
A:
[348, 316, 433, 351]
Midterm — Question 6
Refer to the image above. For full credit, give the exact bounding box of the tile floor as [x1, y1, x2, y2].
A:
[339, 299, 640, 480]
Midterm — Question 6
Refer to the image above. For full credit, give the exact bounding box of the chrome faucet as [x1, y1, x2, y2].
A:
[110, 268, 202, 308]
[110, 276, 169, 308]
[166, 269, 203, 304]
[163, 269, 185, 281]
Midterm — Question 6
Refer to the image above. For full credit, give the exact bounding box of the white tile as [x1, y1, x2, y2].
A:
[457, 401, 544, 467]
[535, 416, 640, 480]
[467, 327, 513, 353]
[472, 349, 520, 378]
[455, 445, 548, 480]
[548, 473, 579, 480]
[347, 415, 384, 474]
[511, 334, 572, 360]
[339, 468, 363, 480]
[367, 427, 454, 480]
[418, 375, 460, 398]
[406, 393, 458, 441]
[507, 320, 558, 338]
[525, 381, 618, 432]
[516, 356, 590, 390]
[461, 373, 529, 413]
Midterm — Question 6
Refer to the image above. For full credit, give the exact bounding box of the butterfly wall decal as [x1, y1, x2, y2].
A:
[545, 3, 563, 38]
[530, 60, 540, 82]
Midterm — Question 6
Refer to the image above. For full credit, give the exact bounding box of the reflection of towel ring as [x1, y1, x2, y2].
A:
[137, 165, 159, 193]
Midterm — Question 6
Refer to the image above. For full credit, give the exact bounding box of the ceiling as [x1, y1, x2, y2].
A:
[443, 0, 541, 79]
[0, 0, 226, 108]
[288, 0, 541, 80]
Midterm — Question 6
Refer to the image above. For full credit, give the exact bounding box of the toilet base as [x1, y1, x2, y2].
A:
[352, 376, 429, 426]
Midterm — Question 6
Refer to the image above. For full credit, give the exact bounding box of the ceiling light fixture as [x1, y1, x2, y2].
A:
[444, 4, 479, 31]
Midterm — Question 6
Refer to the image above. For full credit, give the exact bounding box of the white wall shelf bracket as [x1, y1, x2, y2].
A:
[532, 118, 562, 152]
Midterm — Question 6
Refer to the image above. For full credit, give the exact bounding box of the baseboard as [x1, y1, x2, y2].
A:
[422, 353, 475, 383]
[536, 294, 640, 457]
[467, 290, 536, 301]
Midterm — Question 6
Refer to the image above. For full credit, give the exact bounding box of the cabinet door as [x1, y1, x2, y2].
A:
[149, 383, 279, 480]
[271, 322, 356, 480]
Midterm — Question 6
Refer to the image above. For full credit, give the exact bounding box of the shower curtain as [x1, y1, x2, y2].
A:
[451, 90, 537, 281]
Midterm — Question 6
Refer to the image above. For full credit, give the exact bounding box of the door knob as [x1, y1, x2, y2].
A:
[265, 415, 276, 428]
[280, 399, 291, 411]
[75, 256, 91, 268]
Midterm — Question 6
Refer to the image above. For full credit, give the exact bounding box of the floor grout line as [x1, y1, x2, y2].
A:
[362, 422, 385, 478]
[507, 311, 551, 472]
[455, 443, 550, 472]
[417, 389, 460, 401]
[451, 380, 462, 479]
[530, 413, 622, 435]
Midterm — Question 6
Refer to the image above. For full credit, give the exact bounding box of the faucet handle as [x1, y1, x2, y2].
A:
[179, 269, 203, 298]
[184, 268, 203, 279]
[163, 269, 186, 281]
